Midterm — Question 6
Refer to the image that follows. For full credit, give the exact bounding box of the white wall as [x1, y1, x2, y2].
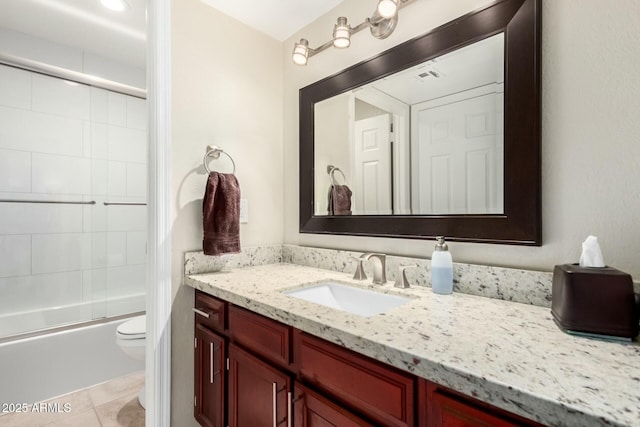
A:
[283, 0, 640, 280]
[170, 0, 283, 424]
[0, 64, 147, 337]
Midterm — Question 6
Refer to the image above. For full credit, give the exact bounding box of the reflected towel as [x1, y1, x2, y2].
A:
[328, 184, 352, 215]
[203, 172, 241, 256]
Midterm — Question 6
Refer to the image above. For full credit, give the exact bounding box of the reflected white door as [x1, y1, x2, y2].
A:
[353, 115, 392, 214]
[411, 89, 502, 214]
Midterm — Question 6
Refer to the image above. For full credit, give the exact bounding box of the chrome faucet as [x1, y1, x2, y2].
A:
[363, 253, 387, 284]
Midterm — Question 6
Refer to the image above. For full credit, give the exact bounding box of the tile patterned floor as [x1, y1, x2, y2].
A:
[0, 371, 145, 427]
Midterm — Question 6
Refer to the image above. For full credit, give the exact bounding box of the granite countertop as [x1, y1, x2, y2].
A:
[185, 263, 640, 427]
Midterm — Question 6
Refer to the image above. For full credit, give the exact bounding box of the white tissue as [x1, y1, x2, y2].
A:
[579, 235, 605, 267]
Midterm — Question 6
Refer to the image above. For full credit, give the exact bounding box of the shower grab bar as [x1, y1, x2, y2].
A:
[0, 199, 96, 205]
[103, 202, 147, 206]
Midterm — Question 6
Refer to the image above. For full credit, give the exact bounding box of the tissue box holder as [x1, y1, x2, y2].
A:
[551, 264, 639, 340]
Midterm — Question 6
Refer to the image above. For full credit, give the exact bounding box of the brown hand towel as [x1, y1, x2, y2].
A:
[328, 184, 352, 215]
[203, 172, 241, 256]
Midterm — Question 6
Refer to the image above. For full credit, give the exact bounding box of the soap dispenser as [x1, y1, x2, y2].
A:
[431, 236, 453, 294]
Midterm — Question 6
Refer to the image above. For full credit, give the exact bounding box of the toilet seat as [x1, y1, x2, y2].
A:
[116, 315, 146, 340]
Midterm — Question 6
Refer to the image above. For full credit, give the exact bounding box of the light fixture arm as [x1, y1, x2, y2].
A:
[351, 20, 372, 34]
[307, 39, 335, 58]
[293, 0, 417, 65]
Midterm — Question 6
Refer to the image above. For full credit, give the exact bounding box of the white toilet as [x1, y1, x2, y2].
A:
[116, 315, 146, 408]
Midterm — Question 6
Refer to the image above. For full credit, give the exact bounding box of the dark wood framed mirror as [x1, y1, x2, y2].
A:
[299, 0, 541, 245]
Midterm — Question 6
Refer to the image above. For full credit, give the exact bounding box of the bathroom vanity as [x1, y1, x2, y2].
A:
[186, 263, 640, 427]
[192, 290, 541, 426]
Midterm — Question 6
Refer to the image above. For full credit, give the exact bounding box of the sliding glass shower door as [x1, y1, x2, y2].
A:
[0, 63, 147, 339]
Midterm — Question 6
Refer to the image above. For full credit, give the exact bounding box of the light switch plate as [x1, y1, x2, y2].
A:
[240, 199, 248, 223]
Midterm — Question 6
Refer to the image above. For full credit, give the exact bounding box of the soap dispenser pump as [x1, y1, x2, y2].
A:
[431, 236, 453, 294]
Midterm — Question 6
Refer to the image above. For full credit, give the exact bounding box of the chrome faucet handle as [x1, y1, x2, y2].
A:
[362, 253, 387, 284]
[394, 264, 417, 289]
[349, 256, 367, 280]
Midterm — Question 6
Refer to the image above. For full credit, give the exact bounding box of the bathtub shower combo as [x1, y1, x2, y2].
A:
[0, 62, 146, 405]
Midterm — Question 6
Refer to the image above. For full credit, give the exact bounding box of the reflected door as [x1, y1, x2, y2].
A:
[353, 115, 392, 215]
[412, 87, 502, 215]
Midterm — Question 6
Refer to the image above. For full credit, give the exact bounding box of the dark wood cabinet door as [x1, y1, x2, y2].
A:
[194, 324, 226, 427]
[228, 343, 292, 427]
[293, 382, 374, 427]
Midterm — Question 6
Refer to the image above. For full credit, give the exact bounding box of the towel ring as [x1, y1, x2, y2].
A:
[327, 165, 347, 186]
[203, 145, 236, 174]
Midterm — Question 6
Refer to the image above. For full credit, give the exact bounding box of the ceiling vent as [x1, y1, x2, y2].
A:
[416, 68, 444, 80]
[418, 68, 444, 79]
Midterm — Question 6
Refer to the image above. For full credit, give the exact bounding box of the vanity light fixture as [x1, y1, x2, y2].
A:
[292, 0, 416, 66]
[100, 0, 130, 12]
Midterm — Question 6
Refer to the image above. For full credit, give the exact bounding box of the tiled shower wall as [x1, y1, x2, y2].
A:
[0, 64, 146, 337]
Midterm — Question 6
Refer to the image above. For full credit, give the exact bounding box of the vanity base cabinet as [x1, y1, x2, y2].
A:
[228, 343, 291, 427]
[193, 290, 544, 427]
[194, 324, 226, 427]
[293, 382, 375, 427]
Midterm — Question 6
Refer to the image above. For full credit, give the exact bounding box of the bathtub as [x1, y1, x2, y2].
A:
[0, 308, 146, 405]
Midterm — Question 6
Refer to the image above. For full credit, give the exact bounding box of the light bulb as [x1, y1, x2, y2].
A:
[377, 0, 398, 19]
[333, 17, 351, 49]
[101, 0, 130, 12]
[292, 39, 310, 66]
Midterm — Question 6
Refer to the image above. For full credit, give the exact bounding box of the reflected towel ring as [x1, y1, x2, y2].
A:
[327, 165, 347, 186]
[203, 145, 236, 174]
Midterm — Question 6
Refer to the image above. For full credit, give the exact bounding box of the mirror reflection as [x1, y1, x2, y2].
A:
[314, 33, 504, 216]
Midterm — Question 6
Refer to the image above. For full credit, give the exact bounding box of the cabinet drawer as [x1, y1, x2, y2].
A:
[295, 331, 415, 427]
[228, 305, 291, 368]
[194, 291, 227, 333]
[430, 390, 523, 427]
[426, 382, 545, 427]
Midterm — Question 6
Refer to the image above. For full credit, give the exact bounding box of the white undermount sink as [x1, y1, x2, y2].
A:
[282, 281, 411, 317]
